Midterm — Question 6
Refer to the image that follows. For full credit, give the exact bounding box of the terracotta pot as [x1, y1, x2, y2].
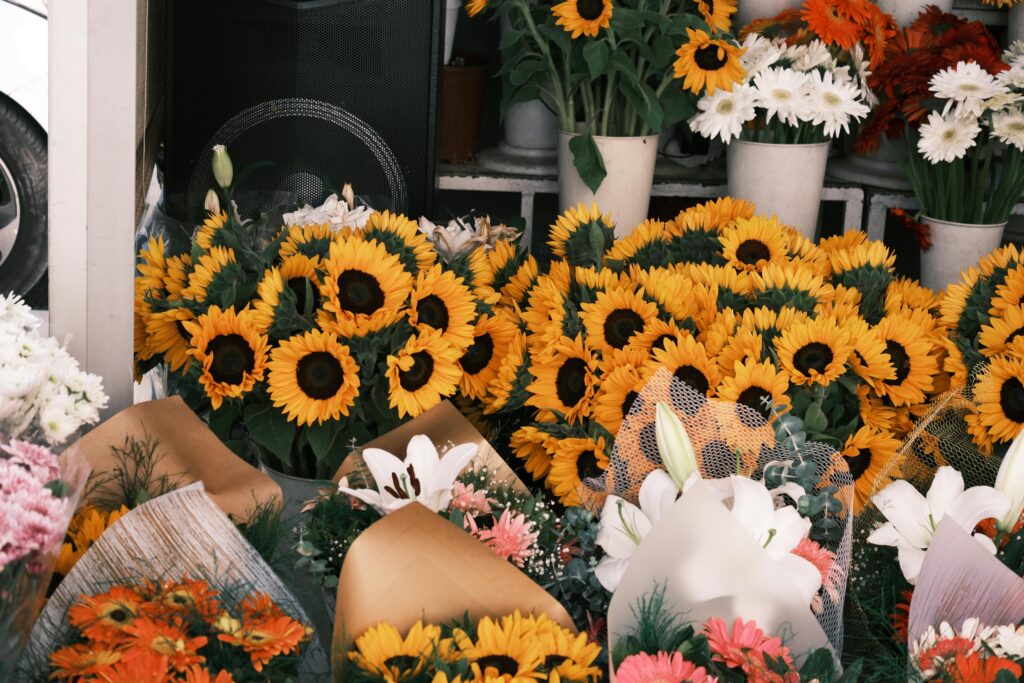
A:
[439, 54, 489, 163]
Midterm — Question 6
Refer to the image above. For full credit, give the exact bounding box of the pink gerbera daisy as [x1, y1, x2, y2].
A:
[615, 651, 716, 683]
[469, 509, 538, 567]
[450, 482, 493, 515]
[704, 618, 792, 672]
[791, 537, 844, 606]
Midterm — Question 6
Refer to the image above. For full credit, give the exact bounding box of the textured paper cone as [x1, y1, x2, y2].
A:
[72, 396, 282, 519]
[332, 502, 574, 678]
[908, 519, 1024, 645]
[21, 484, 327, 675]
[607, 481, 830, 676]
[332, 400, 527, 494]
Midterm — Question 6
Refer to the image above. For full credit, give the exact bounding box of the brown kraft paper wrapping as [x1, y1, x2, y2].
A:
[331, 502, 574, 678]
[71, 396, 282, 520]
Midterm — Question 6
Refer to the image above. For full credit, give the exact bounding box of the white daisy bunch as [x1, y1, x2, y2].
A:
[689, 35, 870, 144]
[0, 294, 107, 446]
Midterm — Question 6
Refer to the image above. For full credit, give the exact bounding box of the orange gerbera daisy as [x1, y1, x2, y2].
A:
[67, 585, 144, 645]
[98, 652, 173, 683]
[123, 617, 208, 671]
[239, 593, 286, 621]
[802, 0, 862, 49]
[946, 652, 1022, 680]
[183, 666, 237, 683]
[150, 577, 220, 618]
[217, 616, 310, 672]
[50, 644, 122, 680]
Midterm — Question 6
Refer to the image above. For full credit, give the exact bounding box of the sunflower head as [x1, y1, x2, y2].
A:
[268, 329, 360, 427]
[278, 223, 340, 264]
[752, 262, 834, 315]
[549, 204, 616, 267]
[674, 28, 746, 96]
[719, 216, 789, 272]
[184, 306, 269, 409]
[252, 255, 323, 338]
[482, 332, 532, 415]
[320, 237, 414, 337]
[699, 0, 738, 33]
[605, 220, 672, 270]
[409, 265, 477, 352]
[386, 329, 463, 418]
[552, 0, 612, 38]
[547, 436, 609, 506]
[580, 286, 659, 352]
[526, 334, 598, 425]
[973, 343, 1024, 446]
[194, 212, 231, 251]
[775, 316, 853, 387]
[360, 210, 437, 276]
[459, 311, 518, 400]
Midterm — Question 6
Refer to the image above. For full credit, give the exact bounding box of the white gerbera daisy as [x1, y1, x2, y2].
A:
[740, 33, 783, 77]
[993, 107, 1024, 151]
[997, 66, 1024, 90]
[1005, 41, 1024, 67]
[689, 84, 757, 143]
[930, 61, 1005, 118]
[788, 40, 834, 72]
[917, 110, 981, 163]
[807, 70, 870, 137]
[752, 67, 812, 127]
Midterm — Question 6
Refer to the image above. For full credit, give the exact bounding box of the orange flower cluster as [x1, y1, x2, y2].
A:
[49, 577, 311, 682]
[855, 7, 1006, 154]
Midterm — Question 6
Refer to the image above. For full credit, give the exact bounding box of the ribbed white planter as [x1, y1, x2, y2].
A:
[506, 99, 558, 150]
[920, 216, 1007, 292]
[558, 132, 659, 237]
[735, 0, 802, 32]
[1011, 4, 1024, 46]
[727, 140, 830, 240]
[877, 0, 952, 25]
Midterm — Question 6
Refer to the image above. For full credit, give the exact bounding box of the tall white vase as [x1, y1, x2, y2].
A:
[877, 0, 953, 25]
[920, 217, 1007, 292]
[727, 140, 830, 240]
[1011, 4, 1024, 46]
[444, 0, 461, 64]
[558, 132, 659, 238]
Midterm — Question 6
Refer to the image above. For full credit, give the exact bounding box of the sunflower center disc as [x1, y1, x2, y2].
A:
[604, 309, 645, 348]
[695, 45, 728, 71]
[737, 386, 772, 423]
[793, 342, 833, 375]
[650, 334, 674, 352]
[296, 351, 345, 400]
[337, 269, 386, 315]
[577, 0, 606, 20]
[545, 655, 569, 670]
[846, 448, 871, 480]
[208, 334, 256, 385]
[384, 655, 421, 672]
[556, 357, 589, 407]
[417, 294, 451, 332]
[882, 340, 910, 385]
[1008, 326, 1024, 346]
[736, 240, 771, 265]
[1001, 377, 1024, 423]
[286, 276, 320, 315]
[639, 422, 660, 461]
[461, 333, 495, 375]
[622, 390, 638, 417]
[577, 449, 602, 479]
[400, 351, 435, 392]
[673, 365, 710, 395]
[476, 655, 521, 677]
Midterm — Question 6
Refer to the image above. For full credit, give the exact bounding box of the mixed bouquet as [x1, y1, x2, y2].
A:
[134, 147, 496, 478]
[345, 612, 602, 682]
[46, 576, 312, 682]
[910, 619, 1024, 681]
[0, 294, 107, 446]
[417, 214, 522, 264]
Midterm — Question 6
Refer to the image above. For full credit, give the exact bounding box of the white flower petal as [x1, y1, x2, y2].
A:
[872, 479, 932, 548]
[926, 466, 966, 520]
[945, 486, 1011, 533]
[898, 545, 927, 585]
[638, 469, 680, 525]
[597, 496, 652, 559]
[778, 553, 823, 604]
[595, 556, 630, 592]
[728, 476, 774, 544]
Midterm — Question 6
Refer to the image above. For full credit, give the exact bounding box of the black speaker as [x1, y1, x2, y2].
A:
[163, 0, 444, 221]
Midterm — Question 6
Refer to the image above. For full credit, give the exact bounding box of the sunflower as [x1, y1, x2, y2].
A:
[580, 287, 659, 352]
[386, 329, 462, 418]
[629, 317, 689, 355]
[350, 621, 442, 680]
[536, 627, 603, 682]
[973, 348, 1024, 446]
[681, 196, 756, 231]
[698, 0, 737, 32]
[715, 328, 764, 376]
[753, 262, 834, 314]
[802, 0, 862, 48]
[182, 246, 239, 303]
[510, 425, 557, 480]
[278, 223, 339, 264]
[775, 317, 853, 387]
[548, 204, 615, 266]
[546, 437, 609, 506]
[57, 505, 129, 576]
[466, 0, 488, 16]
[648, 336, 719, 399]
[406, 267, 476, 354]
[267, 329, 360, 426]
[184, 306, 269, 410]
[592, 369, 645, 437]
[49, 644, 122, 680]
[842, 426, 901, 510]
[67, 586, 144, 645]
[136, 236, 168, 298]
[194, 212, 230, 251]
[716, 357, 790, 424]
[844, 317, 896, 389]
[252, 255, 322, 335]
[872, 315, 938, 407]
[215, 615, 310, 672]
[500, 256, 540, 308]
[674, 28, 745, 95]
[885, 277, 937, 316]
[979, 304, 1024, 358]
[454, 614, 544, 681]
[460, 311, 518, 400]
[939, 266, 980, 331]
[631, 267, 709, 326]
[991, 265, 1024, 316]
[522, 281, 569, 353]
[604, 220, 671, 267]
[145, 307, 195, 372]
[360, 210, 436, 276]
[526, 335, 598, 425]
[719, 216, 789, 272]
[979, 243, 1021, 277]
[687, 263, 754, 312]
[320, 237, 413, 337]
[164, 254, 192, 302]
[816, 283, 862, 320]
[552, 0, 612, 38]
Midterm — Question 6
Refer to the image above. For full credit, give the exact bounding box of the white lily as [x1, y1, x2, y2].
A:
[594, 469, 679, 591]
[655, 403, 700, 490]
[867, 466, 1010, 584]
[337, 435, 478, 515]
[995, 429, 1024, 532]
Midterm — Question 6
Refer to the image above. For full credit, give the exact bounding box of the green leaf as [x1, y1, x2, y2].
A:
[537, 22, 572, 54]
[589, 223, 606, 264]
[660, 85, 696, 128]
[305, 420, 349, 470]
[569, 132, 607, 194]
[804, 403, 828, 433]
[618, 78, 663, 133]
[836, 660, 863, 683]
[208, 401, 242, 444]
[997, 671, 1019, 683]
[244, 402, 297, 468]
[650, 35, 677, 70]
[582, 40, 609, 81]
[509, 58, 545, 87]
[500, 83, 542, 120]
[611, 7, 644, 31]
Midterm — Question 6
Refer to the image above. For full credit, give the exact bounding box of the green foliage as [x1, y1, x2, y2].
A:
[87, 432, 185, 510]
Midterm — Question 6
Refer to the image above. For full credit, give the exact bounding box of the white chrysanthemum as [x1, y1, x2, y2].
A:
[752, 67, 812, 126]
[689, 84, 757, 143]
[788, 40, 834, 72]
[740, 33, 783, 77]
[807, 70, 870, 137]
[995, 625, 1024, 658]
[930, 61, 1005, 118]
[917, 110, 981, 163]
[993, 106, 1024, 151]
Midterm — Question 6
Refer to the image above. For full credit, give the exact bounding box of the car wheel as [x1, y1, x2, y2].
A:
[0, 95, 47, 297]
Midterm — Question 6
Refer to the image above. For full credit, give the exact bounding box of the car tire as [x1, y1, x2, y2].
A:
[0, 94, 47, 297]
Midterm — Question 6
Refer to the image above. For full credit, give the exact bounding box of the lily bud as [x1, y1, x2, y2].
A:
[211, 144, 233, 189]
[341, 182, 355, 209]
[655, 402, 699, 490]
[203, 189, 221, 214]
[996, 429, 1024, 532]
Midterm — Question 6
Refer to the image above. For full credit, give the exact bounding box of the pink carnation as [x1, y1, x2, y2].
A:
[615, 651, 716, 683]
[0, 441, 68, 571]
[704, 617, 794, 678]
[469, 509, 538, 567]
[2, 439, 61, 484]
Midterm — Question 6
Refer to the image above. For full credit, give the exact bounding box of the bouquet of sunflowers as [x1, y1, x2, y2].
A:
[474, 199, 947, 512]
[134, 148, 494, 478]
